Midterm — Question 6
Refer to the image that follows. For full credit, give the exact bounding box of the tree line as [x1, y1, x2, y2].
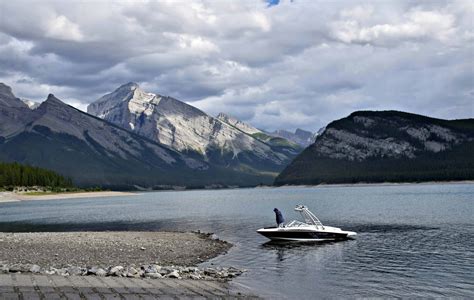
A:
[0, 162, 73, 189]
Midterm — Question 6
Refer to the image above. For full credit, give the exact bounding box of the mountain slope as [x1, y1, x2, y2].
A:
[0, 84, 269, 188]
[216, 112, 302, 155]
[270, 128, 316, 147]
[275, 111, 474, 185]
[88, 83, 298, 176]
[216, 113, 261, 135]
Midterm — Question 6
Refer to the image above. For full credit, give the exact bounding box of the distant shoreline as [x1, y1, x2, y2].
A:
[1, 180, 472, 203]
[272, 180, 474, 189]
[0, 191, 137, 203]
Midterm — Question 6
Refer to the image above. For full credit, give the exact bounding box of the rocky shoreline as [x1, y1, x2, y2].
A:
[0, 231, 243, 281]
[0, 263, 244, 281]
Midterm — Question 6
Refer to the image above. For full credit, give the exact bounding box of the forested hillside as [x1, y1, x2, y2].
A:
[0, 162, 73, 189]
[275, 111, 474, 185]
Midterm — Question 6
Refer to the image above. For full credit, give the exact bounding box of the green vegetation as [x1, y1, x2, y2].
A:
[275, 142, 474, 185]
[251, 132, 272, 141]
[251, 132, 302, 156]
[0, 161, 74, 191]
[252, 132, 299, 147]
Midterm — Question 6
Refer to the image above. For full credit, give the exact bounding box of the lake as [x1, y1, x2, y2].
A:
[1, 183, 473, 298]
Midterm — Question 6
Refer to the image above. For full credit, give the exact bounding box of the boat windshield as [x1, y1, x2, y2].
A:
[288, 205, 324, 229]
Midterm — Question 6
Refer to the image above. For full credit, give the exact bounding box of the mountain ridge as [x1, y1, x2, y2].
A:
[275, 110, 474, 185]
[87, 83, 301, 177]
[0, 83, 275, 188]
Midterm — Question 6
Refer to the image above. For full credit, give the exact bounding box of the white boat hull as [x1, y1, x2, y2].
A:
[257, 226, 357, 242]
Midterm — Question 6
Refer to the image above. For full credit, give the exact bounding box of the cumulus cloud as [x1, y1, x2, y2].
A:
[0, 0, 472, 132]
[332, 8, 457, 46]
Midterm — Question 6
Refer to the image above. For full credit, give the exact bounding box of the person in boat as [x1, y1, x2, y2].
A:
[273, 208, 285, 227]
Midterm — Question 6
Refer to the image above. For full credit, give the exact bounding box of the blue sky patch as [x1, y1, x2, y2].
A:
[266, 0, 280, 7]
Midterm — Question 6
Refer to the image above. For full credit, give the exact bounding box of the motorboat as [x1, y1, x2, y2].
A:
[257, 205, 357, 242]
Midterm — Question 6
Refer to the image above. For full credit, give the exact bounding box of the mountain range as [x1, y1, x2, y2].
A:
[3, 82, 471, 189]
[275, 111, 474, 185]
[0, 83, 306, 188]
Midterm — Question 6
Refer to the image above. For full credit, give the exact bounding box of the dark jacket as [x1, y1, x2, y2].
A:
[274, 208, 285, 225]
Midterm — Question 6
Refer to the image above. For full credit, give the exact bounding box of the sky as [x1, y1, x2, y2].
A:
[0, 0, 472, 132]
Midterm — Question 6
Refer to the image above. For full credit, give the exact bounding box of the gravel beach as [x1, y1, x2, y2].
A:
[0, 231, 230, 267]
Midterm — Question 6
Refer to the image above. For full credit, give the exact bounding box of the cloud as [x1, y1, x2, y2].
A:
[46, 15, 84, 42]
[0, 0, 472, 132]
[331, 8, 457, 46]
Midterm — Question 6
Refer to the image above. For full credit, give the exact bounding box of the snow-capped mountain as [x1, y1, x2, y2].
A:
[88, 83, 299, 174]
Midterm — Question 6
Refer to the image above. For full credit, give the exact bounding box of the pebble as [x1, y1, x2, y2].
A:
[56, 268, 69, 276]
[109, 266, 124, 276]
[166, 270, 181, 279]
[144, 265, 158, 274]
[126, 267, 140, 278]
[67, 266, 84, 276]
[95, 268, 107, 277]
[145, 273, 163, 279]
[30, 265, 41, 273]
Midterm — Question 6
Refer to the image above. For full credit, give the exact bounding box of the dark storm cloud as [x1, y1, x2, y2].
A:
[0, 0, 472, 131]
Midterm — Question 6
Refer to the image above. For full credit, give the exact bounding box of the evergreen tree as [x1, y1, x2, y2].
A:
[0, 162, 74, 189]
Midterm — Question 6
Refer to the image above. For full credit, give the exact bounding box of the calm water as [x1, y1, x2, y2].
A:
[1, 183, 473, 298]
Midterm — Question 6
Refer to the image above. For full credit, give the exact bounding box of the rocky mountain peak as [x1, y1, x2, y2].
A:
[271, 128, 315, 147]
[0, 83, 27, 108]
[87, 83, 301, 177]
[0, 83, 14, 96]
[111, 82, 141, 99]
[113, 82, 140, 96]
[122, 82, 139, 89]
[43, 94, 67, 107]
[87, 82, 143, 117]
[295, 128, 312, 137]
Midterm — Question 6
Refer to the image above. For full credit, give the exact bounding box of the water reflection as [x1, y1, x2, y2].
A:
[261, 240, 346, 264]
